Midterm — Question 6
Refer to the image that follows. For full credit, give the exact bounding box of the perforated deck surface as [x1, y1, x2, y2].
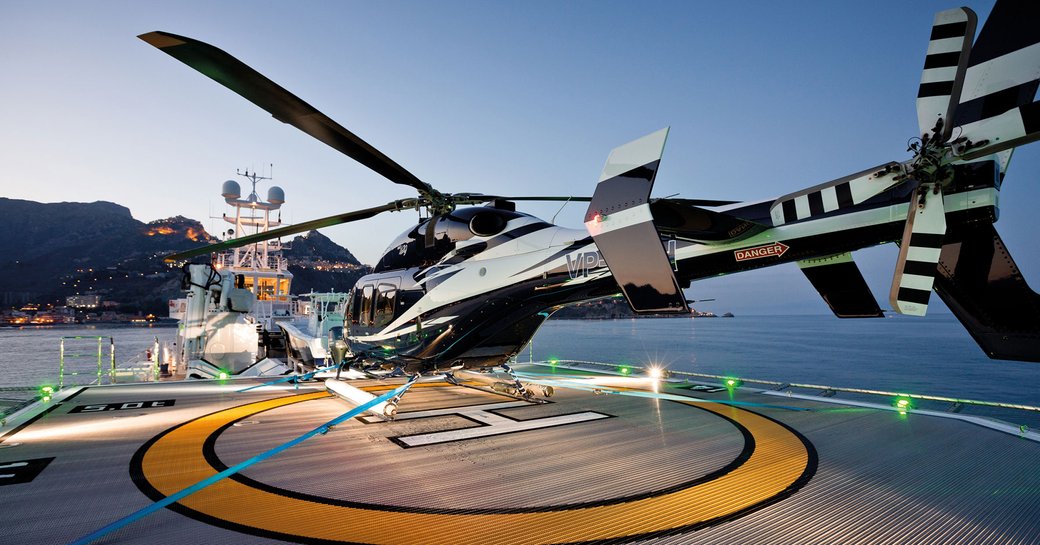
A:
[1, 368, 1038, 545]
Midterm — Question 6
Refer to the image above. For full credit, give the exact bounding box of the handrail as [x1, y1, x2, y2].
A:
[546, 359, 1040, 414]
[59, 336, 115, 389]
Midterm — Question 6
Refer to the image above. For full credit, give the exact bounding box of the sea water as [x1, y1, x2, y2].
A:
[0, 315, 1036, 419]
[0, 324, 172, 396]
[529, 314, 1039, 407]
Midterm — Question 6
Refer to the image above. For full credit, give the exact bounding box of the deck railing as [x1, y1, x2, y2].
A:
[58, 336, 115, 389]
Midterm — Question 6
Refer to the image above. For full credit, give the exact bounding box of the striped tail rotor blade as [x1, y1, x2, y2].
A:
[917, 8, 977, 141]
[890, 184, 947, 316]
[951, 2, 1040, 129]
[769, 162, 902, 226]
[951, 101, 1040, 161]
[948, 2, 1040, 159]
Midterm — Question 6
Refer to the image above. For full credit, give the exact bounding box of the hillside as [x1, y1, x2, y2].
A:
[285, 231, 369, 293]
[0, 198, 367, 313]
[283, 230, 361, 266]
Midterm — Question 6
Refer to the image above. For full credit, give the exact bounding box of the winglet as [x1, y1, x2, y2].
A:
[585, 129, 689, 314]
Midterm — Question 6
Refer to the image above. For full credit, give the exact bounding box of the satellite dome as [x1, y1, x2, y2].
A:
[221, 180, 241, 200]
[267, 185, 285, 205]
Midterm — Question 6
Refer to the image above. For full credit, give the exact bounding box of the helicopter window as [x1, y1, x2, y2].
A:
[349, 287, 362, 324]
[372, 284, 397, 329]
[435, 214, 478, 242]
[359, 285, 374, 327]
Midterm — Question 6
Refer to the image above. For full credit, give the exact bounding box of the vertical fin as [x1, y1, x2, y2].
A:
[934, 224, 1040, 363]
[585, 128, 688, 313]
[890, 185, 946, 316]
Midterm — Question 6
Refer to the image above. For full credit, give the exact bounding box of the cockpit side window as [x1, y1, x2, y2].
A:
[372, 284, 398, 329]
[359, 285, 374, 327]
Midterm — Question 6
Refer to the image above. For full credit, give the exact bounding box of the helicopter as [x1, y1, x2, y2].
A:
[148, 1, 1040, 394]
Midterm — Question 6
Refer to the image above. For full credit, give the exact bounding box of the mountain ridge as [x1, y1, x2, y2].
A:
[0, 198, 367, 312]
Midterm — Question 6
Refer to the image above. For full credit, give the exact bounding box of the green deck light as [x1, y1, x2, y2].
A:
[895, 396, 913, 413]
[548, 358, 559, 366]
[619, 366, 631, 375]
[218, 371, 229, 380]
[40, 385, 54, 402]
[725, 378, 742, 388]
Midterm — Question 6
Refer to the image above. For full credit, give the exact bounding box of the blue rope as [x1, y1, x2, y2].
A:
[69, 377, 416, 545]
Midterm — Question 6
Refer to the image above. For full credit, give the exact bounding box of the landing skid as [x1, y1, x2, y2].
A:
[450, 380, 552, 404]
[325, 373, 421, 421]
[445, 365, 554, 404]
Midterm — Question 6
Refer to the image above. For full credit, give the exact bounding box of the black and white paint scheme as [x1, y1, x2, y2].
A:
[151, 1, 1040, 379]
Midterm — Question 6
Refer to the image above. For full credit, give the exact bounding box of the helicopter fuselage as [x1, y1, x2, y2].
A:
[146, 7, 1040, 370]
[345, 157, 1001, 372]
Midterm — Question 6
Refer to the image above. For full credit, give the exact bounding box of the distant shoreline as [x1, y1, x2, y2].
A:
[0, 321, 179, 330]
[549, 314, 734, 320]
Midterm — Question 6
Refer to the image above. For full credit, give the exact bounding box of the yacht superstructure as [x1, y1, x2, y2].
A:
[169, 170, 296, 378]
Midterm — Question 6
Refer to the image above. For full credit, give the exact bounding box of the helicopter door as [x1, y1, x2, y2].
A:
[372, 283, 399, 329]
[354, 285, 374, 327]
[350, 277, 402, 337]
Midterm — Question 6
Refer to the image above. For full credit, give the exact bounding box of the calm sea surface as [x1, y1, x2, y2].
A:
[1, 315, 1037, 411]
[529, 314, 1039, 407]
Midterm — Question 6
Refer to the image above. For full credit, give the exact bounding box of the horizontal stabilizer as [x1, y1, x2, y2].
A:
[798, 253, 883, 318]
[934, 224, 1040, 363]
[585, 129, 688, 314]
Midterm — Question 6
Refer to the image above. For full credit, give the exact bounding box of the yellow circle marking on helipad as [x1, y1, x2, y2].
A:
[137, 386, 812, 544]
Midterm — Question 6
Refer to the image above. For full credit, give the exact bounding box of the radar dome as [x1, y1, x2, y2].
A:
[267, 186, 285, 205]
[221, 180, 241, 200]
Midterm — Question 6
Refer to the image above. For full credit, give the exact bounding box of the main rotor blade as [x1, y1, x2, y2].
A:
[163, 200, 412, 263]
[446, 195, 739, 207]
[139, 31, 440, 200]
[650, 197, 741, 207]
[491, 196, 739, 207]
[445, 194, 592, 206]
[491, 195, 592, 202]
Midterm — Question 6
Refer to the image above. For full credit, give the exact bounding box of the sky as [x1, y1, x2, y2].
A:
[1, 0, 1034, 316]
